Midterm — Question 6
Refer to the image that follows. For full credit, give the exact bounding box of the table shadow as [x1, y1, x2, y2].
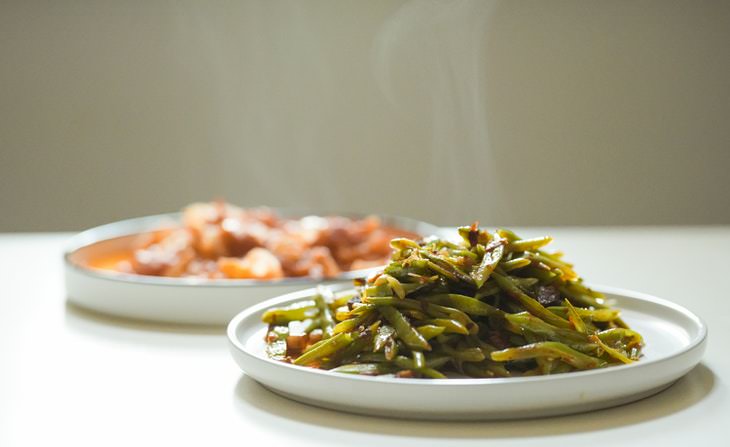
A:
[232, 363, 715, 439]
[64, 300, 225, 348]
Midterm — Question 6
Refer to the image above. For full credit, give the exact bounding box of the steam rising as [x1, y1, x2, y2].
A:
[171, 1, 506, 222]
[373, 0, 505, 218]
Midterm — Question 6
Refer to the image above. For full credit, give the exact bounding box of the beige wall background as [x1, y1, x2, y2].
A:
[1, 0, 729, 231]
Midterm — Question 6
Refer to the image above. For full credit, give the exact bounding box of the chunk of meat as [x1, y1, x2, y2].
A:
[285, 334, 308, 353]
[218, 248, 284, 279]
[129, 229, 195, 277]
[264, 230, 309, 274]
[220, 217, 267, 257]
[291, 247, 342, 278]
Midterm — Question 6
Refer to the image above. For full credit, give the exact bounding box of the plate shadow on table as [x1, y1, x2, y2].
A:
[64, 300, 225, 348]
[232, 364, 714, 439]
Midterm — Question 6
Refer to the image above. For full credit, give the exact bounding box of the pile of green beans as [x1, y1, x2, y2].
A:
[262, 224, 643, 378]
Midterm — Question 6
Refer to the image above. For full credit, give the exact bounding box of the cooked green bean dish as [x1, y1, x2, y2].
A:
[262, 224, 643, 378]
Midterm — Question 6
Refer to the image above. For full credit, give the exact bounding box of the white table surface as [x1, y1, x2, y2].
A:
[0, 227, 727, 446]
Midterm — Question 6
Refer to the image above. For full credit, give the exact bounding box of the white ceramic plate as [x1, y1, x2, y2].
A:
[228, 284, 707, 420]
[64, 211, 440, 325]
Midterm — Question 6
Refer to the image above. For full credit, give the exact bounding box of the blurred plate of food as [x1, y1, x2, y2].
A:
[64, 202, 440, 324]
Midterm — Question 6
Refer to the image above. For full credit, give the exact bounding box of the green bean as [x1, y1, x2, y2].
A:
[332, 317, 357, 334]
[401, 281, 435, 295]
[463, 362, 511, 378]
[424, 294, 498, 316]
[565, 281, 604, 299]
[466, 334, 497, 354]
[520, 266, 558, 282]
[346, 353, 446, 379]
[375, 274, 406, 299]
[420, 318, 469, 335]
[563, 298, 587, 334]
[439, 344, 486, 362]
[325, 330, 374, 366]
[500, 257, 531, 272]
[365, 283, 391, 298]
[531, 252, 576, 274]
[348, 303, 375, 316]
[363, 296, 422, 310]
[314, 287, 336, 338]
[355, 352, 387, 363]
[333, 308, 374, 334]
[547, 306, 620, 323]
[424, 305, 476, 332]
[560, 284, 629, 329]
[558, 284, 604, 309]
[452, 249, 479, 260]
[475, 282, 500, 298]
[596, 328, 643, 349]
[491, 342, 606, 370]
[508, 236, 553, 252]
[356, 353, 436, 376]
[293, 333, 353, 366]
[418, 368, 447, 379]
[359, 352, 413, 370]
[425, 354, 451, 369]
[496, 228, 521, 242]
[330, 292, 356, 309]
[590, 334, 634, 364]
[416, 324, 446, 340]
[390, 238, 420, 250]
[492, 272, 572, 329]
[504, 313, 594, 352]
[512, 277, 539, 289]
[471, 242, 504, 288]
[412, 351, 425, 369]
[262, 301, 318, 324]
[378, 306, 432, 351]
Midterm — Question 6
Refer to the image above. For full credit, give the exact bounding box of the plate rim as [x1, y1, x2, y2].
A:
[227, 283, 708, 386]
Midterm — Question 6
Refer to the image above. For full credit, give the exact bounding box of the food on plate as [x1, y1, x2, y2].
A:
[262, 223, 644, 378]
[117, 202, 418, 280]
